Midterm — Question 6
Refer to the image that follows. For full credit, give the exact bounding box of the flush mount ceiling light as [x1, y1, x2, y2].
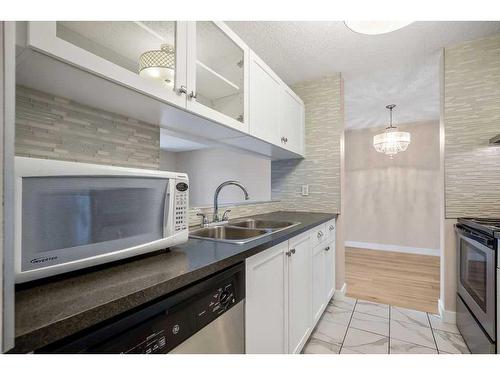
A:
[373, 104, 411, 158]
[139, 44, 175, 86]
[344, 21, 414, 35]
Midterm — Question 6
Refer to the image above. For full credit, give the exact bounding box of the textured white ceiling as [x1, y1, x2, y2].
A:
[226, 21, 500, 129]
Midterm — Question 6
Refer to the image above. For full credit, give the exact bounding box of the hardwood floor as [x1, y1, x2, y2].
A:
[345, 247, 440, 314]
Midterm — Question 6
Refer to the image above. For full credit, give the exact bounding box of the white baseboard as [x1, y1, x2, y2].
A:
[438, 298, 456, 323]
[345, 241, 440, 257]
[335, 283, 347, 299]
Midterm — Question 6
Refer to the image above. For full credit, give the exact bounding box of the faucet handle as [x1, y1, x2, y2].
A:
[196, 212, 208, 227]
[221, 209, 232, 221]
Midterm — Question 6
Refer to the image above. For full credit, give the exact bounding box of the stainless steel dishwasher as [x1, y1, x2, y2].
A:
[39, 263, 245, 354]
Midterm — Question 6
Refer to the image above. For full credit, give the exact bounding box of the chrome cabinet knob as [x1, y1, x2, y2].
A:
[325, 246, 330, 251]
[317, 231, 324, 239]
[189, 91, 197, 99]
[290, 248, 296, 254]
[281, 136, 286, 143]
[177, 85, 187, 95]
[329, 225, 334, 231]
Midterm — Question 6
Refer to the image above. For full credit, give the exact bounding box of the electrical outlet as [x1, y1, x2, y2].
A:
[301, 184, 309, 196]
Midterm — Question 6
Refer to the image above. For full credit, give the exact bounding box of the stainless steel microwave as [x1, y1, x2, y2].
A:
[15, 157, 189, 283]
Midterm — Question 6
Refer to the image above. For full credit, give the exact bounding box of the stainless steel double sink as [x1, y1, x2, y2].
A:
[189, 218, 300, 244]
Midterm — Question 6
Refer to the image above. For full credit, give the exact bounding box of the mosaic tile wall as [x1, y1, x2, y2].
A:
[444, 34, 500, 218]
[271, 75, 344, 213]
[15, 86, 160, 169]
[188, 201, 283, 228]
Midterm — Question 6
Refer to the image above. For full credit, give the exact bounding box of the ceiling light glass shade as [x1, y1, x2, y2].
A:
[344, 21, 414, 35]
[373, 129, 411, 157]
[139, 44, 175, 86]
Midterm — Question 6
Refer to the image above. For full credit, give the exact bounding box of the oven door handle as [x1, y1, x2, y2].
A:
[455, 224, 494, 250]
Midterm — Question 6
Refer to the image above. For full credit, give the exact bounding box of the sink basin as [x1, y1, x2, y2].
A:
[189, 226, 270, 244]
[230, 219, 299, 231]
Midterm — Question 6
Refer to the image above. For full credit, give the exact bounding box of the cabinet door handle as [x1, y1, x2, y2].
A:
[286, 250, 292, 257]
[284, 137, 288, 143]
[177, 85, 187, 95]
[325, 246, 330, 251]
[189, 91, 197, 99]
[281, 136, 286, 144]
[290, 248, 296, 254]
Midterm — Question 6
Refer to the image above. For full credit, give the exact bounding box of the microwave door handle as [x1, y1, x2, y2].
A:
[163, 181, 174, 237]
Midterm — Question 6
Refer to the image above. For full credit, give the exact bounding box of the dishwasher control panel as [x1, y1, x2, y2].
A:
[125, 281, 239, 354]
[39, 263, 245, 354]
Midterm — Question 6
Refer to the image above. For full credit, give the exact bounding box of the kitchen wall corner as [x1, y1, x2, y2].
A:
[271, 74, 343, 213]
[272, 74, 345, 289]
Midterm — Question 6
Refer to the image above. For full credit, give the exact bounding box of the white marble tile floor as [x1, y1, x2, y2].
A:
[303, 294, 470, 354]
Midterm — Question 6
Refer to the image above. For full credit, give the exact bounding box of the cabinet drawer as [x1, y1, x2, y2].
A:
[326, 219, 336, 241]
[311, 224, 327, 247]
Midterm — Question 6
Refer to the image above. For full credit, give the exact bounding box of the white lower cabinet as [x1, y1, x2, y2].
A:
[245, 242, 287, 354]
[245, 221, 335, 354]
[325, 239, 336, 302]
[312, 238, 335, 327]
[312, 242, 326, 325]
[288, 233, 312, 354]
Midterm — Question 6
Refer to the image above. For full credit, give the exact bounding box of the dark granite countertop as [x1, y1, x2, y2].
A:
[13, 211, 337, 353]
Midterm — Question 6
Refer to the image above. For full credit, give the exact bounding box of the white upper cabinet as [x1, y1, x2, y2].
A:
[249, 50, 305, 156]
[186, 22, 249, 133]
[280, 87, 305, 155]
[27, 21, 188, 108]
[248, 51, 282, 144]
[24, 21, 303, 159]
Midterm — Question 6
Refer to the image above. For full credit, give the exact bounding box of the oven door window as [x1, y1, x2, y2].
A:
[21, 176, 169, 271]
[459, 238, 487, 311]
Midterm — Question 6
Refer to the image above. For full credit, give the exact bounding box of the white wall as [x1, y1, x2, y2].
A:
[345, 121, 441, 254]
[159, 150, 178, 172]
[175, 147, 271, 207]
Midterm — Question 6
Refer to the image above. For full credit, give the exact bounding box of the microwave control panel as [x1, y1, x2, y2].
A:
[174, 181, 188, 232]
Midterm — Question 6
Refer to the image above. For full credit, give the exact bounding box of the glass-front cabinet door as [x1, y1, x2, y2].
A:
[27, 21, 188, 108]
[186, 21, 249, 133]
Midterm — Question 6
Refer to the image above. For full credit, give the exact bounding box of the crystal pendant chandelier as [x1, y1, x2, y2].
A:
[373, 104, 411, 158]
[138, 44, 175, 86]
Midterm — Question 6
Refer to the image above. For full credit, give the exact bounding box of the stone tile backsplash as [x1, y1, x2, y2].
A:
[444, 33, 500, 218]
[15, 86, 160, 169]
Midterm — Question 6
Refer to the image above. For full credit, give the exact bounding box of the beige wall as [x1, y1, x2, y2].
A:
[345, 121, 441, 251]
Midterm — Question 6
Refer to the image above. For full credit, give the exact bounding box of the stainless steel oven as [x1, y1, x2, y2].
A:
[456, 218, 498, 354]
[15, 157, 189, 283]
